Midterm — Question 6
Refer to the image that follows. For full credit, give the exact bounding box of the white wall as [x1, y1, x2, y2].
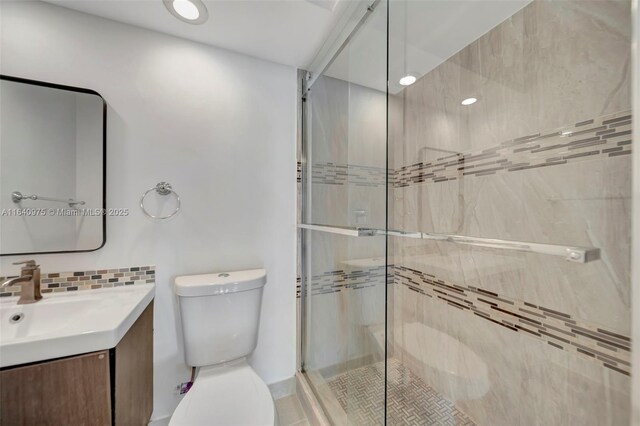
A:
[0, 1, 297, 421]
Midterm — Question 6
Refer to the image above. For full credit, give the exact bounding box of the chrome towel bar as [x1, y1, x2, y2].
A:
[298, 223, 600, 263]
[12, 191, 85, 207]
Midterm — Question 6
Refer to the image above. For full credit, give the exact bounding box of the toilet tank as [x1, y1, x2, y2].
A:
[174, 269, 266, 367]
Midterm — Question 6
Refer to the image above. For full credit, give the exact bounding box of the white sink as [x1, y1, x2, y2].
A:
[0, 283, 154, 367]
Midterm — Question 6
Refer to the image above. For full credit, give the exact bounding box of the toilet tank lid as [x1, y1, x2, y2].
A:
[174, 269, 266, 297]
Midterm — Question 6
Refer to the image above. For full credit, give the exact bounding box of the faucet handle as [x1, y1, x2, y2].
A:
[12, 260, 36, 267]
[12, 260, 38, 271]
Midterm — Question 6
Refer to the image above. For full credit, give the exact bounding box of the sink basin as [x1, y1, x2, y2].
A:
[2, 298, 93, 340]
[0, 284, 154, 367]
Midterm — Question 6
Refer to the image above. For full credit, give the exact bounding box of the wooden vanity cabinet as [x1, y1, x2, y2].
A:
[0, 302, 153, 426]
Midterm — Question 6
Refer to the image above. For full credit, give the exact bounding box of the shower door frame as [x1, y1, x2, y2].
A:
[630, 0, 640, 424]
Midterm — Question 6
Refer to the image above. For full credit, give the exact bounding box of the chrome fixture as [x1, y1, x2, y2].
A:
[1, 260, 42, 304]
[12, 191, 85, 208]
[140, 181, 181, 220]
[298, 223, 378, 237]
[298, 224, 600, 263]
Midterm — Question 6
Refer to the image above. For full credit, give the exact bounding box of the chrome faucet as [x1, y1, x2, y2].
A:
[1, 260, 42, 304]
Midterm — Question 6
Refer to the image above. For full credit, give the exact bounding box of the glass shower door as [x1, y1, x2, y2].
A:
[386, 0, 633, 425]
[300, 1, 389, 424]
[301, 0, 633, 424]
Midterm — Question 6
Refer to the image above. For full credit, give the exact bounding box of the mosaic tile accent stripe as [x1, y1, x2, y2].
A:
[312, 163, 387, 187]
[394, 111, 632, 187]
[297, 161, 302, 183]
[395, 265, 631, 375]
[328, 359, 475, 426]
[300, 112, 632, 189]
[304, 263, 631, 375]
[0, 265, 155, 297]
[308, 266, 386, 295]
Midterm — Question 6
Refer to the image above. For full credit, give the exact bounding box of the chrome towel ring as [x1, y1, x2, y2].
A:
[140, 182, 181, 220]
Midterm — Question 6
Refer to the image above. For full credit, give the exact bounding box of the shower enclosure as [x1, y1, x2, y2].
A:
[298, 0, 635, 424]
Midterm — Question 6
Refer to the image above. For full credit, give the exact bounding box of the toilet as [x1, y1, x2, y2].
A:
[170, 269, 275, 426]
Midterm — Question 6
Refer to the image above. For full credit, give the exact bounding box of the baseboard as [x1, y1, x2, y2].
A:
[147, 414, 171, 426]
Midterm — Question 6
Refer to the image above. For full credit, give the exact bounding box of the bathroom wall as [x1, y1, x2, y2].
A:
[0, 1, 297, 421]
[389, 0, 632, 424]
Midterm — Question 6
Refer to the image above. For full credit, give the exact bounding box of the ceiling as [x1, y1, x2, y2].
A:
[44, 0, 532, 93]
[326, 0, 532, 94]
[44, 0, 348, 69]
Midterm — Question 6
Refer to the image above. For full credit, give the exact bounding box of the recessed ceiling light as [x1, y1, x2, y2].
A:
[163, 0, 209, 24]
[399, 75, 417, 86]
[461, 97, 477, 106]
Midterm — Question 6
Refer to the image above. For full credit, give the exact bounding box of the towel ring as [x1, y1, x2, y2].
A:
[140, 182, 180, 220]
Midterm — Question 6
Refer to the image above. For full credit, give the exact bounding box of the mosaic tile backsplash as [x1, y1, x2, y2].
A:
[0, 265, 155, 297]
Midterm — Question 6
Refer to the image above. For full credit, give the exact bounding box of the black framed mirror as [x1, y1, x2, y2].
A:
[0, 75, 106, 255]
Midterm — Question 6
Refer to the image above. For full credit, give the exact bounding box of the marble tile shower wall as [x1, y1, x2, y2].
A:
[307, 75, 387, 229]
[387, 0, 632, 424]
[395, 265, 630, 375]
[308, 107, 631, 192]
[302, 262, 632, 374]
[0, 265, 155, 296]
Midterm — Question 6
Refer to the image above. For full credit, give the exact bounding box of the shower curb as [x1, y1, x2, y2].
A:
[296, 372, 331, 426]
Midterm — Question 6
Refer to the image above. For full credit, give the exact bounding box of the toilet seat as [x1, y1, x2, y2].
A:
[169, 359, 275, 426]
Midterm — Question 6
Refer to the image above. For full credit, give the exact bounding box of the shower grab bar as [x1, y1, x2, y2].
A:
[12, 191, 85, 207]
[298, 223, 600, 263]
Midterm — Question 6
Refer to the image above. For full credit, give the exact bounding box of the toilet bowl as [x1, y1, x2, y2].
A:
[169, 359, 274, 425]
[170, 269, 274, 425]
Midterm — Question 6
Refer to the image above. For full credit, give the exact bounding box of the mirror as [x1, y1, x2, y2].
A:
[0, 75, 106, 255]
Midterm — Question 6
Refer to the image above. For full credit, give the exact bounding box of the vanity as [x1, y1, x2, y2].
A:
[0, 74, 154, 425]
[0, 75, 155, 424]
[0, 284, 155, 425]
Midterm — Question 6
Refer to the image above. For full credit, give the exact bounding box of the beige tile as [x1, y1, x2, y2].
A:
[275, 394, 307, 426]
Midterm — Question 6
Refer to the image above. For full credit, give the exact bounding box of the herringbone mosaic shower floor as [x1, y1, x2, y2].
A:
[327, 359, 476, 426]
